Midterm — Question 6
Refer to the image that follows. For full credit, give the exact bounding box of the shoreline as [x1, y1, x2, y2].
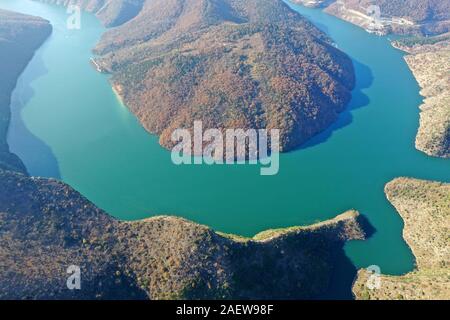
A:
[89, 57, 106, 73]
[111, 83, 125, 105]
[0, 24, 369, 302]
[290, 0, 449, 37]
[79, 0, 357, 157]
[0, 9, 52, 173]
[353, 178, 450, 300]
[1, 1, 448, 300]
[393, 39, 450, 158]
[1, 2, 361, 239]
[291, 1, 449, 159]
[0, 4, 372, 300]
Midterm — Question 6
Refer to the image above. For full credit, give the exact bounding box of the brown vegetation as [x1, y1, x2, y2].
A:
[0, 169, 368, 299]
[353, 178, 450, 300]
[393, 36, 450, 158]
[40, 0, 355, 156]
[0, 8, 365, 300]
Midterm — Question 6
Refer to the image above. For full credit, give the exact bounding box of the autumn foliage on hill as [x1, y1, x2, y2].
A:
[84, 0, 354, 154]
[38, 0, 355, 154]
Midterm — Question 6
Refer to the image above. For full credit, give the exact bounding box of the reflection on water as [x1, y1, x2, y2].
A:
[8, 44, 61, 178]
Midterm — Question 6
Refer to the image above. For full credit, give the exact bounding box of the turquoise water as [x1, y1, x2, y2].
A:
[2, 0, 449, 283]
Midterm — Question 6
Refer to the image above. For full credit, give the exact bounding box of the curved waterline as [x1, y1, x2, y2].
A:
[2, 0, 449, 284]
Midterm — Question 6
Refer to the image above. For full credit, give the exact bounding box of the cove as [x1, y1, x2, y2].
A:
[2, 0, 449, 290]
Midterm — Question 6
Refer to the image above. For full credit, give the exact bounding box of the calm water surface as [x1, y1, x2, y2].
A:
[2, 0, 449, 281]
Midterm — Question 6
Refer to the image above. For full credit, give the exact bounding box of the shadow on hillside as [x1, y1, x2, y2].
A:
[319, 214, 376, 300]
[7, 43, 61, 179]
[298, 59, 374, 151]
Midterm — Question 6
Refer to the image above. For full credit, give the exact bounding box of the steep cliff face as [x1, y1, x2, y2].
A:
[353, 178, 450, 300]
[0, 9, 52, 173]
[38, 0, 355, 156]
[0, 170, 368, 300]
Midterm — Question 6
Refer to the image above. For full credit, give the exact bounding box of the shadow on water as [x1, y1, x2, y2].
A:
[299, 59, 373, 151]
[320, 215, 377, 300]
[297, 57, 377, 299]
[7, 43, 61, 179]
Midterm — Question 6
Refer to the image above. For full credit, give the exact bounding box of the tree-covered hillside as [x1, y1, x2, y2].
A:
[40, 0, 356, 156]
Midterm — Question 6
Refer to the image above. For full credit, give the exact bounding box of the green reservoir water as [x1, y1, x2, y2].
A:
[2, 0, 449, 288]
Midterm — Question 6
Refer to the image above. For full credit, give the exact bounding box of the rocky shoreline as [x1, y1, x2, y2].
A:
[2, 2, 448, 300]
[0, 8, 368, 299]
[292, 0, 450, 158]
[393, 38, 450, 158]
[352, 178, 450, 300]
[0, 167, 369, 299]
[290, 0, 450, 299]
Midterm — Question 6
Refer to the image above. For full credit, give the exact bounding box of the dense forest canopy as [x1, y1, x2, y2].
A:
[40, 0, 356, 156]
